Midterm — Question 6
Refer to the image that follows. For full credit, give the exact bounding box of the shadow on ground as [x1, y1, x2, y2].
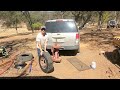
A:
[0, 76, 59, 79]
[104, 49, 120, 66]
[47, 50, 77, 56]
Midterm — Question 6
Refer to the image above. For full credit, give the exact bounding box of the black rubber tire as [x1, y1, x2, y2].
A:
[117, 24, 120, 28]
[16, 53, 34, 62]
[73, 50, 78, 56]
[112, 49, 120, 64]
[77, 47, 80, 53]
[39, 51, 54, 73]
[14, 62, 27, 69]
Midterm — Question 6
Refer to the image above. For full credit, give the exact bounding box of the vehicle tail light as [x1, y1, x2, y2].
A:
[75, 33, 80, 44]
[76, 33, 80, 39]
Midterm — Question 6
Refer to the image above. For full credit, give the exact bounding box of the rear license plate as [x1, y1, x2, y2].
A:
[52, 39, 64, 42]
[57, 39, 64, 42]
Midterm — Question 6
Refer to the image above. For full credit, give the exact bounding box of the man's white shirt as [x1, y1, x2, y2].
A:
[36, 33, 48, 49]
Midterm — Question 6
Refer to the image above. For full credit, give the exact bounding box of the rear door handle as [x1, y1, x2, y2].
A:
[57, 33, 60, 35]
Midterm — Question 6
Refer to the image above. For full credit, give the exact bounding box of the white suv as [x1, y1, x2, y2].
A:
[45, 19, 80, 55]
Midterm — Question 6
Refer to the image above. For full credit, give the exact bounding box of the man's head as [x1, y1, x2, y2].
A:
[41, 26, 46, 36]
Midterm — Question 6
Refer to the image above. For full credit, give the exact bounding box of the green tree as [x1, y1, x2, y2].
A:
[0, 11, 23, 34]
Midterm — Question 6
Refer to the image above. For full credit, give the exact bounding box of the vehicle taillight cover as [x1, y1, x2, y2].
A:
[76, 33, 80, 39]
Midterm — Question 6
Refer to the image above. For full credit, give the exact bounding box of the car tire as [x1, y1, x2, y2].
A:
[107, 26, 109, 28]
[39, 51, 54, 73]
[16, 53, 34, 62]
[112, 49, 120, 64]
[73, 50, 78, 56]
[117, 24, 120, 28]
[77, 47, 80, 53]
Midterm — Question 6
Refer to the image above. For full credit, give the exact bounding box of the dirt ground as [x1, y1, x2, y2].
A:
[0, 27, 120, 79]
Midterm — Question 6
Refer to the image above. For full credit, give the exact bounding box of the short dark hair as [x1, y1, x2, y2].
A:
[41, 27, 46, 31]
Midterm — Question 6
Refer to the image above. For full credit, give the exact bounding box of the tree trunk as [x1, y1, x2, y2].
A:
[23, 11, 34, 33]
[27, 12, 34, 33]
[115, 11, 117, 21]
[80, 12, 92, 29]
[61, 11, 66, 19]
[71, 11, 81, 23]
[98, 11, 103, 30]
[15, 18, 18, 34]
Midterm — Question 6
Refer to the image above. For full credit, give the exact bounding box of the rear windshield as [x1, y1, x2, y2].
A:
[45, 21, 78, 33]
[110, 21, 116, 24]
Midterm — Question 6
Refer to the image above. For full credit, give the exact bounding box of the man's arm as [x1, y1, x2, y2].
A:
[44, 39, 48, 52]
[37, 41, 43, 53]
[44, 36, 48, 52]
[36, 34, 43, 55]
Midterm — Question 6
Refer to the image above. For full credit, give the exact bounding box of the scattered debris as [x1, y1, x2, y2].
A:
[106, 67, 115, 78]
[90, 61, 96, 69]
[0, 46, 8, 58]
[0, 51, 20, 75]
[99, 50, 105, 55]
[14, 52, 34, 76]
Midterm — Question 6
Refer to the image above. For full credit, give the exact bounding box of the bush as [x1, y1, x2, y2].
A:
[32, 22, 43, 30]
[26, 22, 43, 30]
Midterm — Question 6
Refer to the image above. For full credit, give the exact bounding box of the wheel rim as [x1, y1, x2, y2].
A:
[40, 57, 47, 69]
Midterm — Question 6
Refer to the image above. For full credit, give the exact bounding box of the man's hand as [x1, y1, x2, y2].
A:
[40, 51, 43, 56]
[44, 49, 48, 52]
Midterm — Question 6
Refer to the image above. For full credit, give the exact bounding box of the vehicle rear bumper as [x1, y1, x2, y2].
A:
[47, 45, 79, 50]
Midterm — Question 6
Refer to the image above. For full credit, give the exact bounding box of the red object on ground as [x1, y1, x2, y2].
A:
[51, 43, 61, 63]
[0, 51, 20, 75]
